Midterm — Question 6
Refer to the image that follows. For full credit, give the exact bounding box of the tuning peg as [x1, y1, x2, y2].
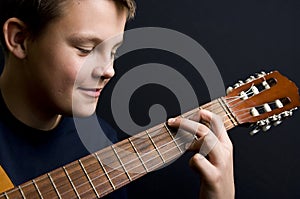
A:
[256, 73, 264, 78]
[273, 120, 282, 127]
[261, 119, 271, 132]
[270, 115, 282, 126]
[257, 120, 266, 127]
[250, 126, 261, 136]
[234, 83, 240, 88]
[245, 78, 252, 83]
[262, 124, 272, 132]
[282, 111, 290, 118]
[226, 86, 233, 94]
[246, 75, 257, 83]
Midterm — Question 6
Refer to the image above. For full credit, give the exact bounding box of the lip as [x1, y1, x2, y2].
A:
[79, 87, 102, 98]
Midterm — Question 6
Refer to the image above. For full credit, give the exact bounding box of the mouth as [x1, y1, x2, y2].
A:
[78, 87, 103, 98]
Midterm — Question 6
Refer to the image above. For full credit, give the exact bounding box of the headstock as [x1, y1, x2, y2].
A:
[224, 71, 300, 135]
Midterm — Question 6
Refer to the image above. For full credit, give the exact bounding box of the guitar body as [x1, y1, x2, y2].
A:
[0, 70, 299, 198]
[0, 166, 14, 194]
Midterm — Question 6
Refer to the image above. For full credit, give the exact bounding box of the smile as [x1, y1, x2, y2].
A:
[78, 87, 102, 98]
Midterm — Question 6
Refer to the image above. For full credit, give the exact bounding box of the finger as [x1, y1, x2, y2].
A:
[199, 129, 219, 157]
[189, 153, 217, 182]
[168, 117, 220, 157]
[190, 110, 230, 143]
[187, 129, 219, 157]
[168, 117, 210, 139]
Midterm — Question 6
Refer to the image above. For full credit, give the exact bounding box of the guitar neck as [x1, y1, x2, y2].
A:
[0, 98, 237, 199]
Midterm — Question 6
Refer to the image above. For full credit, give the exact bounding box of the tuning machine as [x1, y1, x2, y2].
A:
[250, 126, 261, 136]
[226, 86, 234, 95]
[249, 108, 298, 136]
[226, 80, 245, 94]
[249, 119, 272, 136]
[256, 71, 267, 78]
[258, 119, 272, 132]
[270, 115, 282, 126]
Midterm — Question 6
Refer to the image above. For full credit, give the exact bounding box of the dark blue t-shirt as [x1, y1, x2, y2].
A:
[0, 93, 127, 199]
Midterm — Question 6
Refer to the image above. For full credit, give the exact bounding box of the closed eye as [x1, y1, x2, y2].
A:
[76, 47, 93, 55]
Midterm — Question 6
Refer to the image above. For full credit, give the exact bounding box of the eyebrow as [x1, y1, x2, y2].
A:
[68, 33, 124, 47]
[68, 33, 104, 45]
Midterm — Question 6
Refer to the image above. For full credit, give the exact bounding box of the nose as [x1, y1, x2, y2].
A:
[92, 63, 115, 80]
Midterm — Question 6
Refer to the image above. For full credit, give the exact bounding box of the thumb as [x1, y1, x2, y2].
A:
[189, 153, 216, 181]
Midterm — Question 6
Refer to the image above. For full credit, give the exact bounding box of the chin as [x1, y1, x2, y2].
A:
[71, 105, 97, 118]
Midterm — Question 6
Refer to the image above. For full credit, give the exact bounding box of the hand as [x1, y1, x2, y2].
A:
[168, 110, 235, 199]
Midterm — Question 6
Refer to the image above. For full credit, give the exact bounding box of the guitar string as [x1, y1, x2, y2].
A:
[6, 109, 227, 198]
[70, 99, 264, 199]
[1, 105, 265, 198]
[21, 108, 236, 198]
[2, 94, 278, 197]
[3, 129, 195, 198]
[0, 100, 250, 197]
[63, 97, 284, 197]
[68, 134, 197, 199]
[65, 102, 271, 198]
[224, 83, 255, 103]
[1, 103, 225, 198]
[57, 100, 282, 198]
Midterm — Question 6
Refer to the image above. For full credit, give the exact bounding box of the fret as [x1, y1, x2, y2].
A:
[129, 138, 149, 173]
[96, 147, 130, 189]
[130, 131, 164, 172]
[48, 173, 62, 199]
[146, 130, 165, 163]
[181, 107, 198, 119]
[3, 188, 22, 199]
[50, 168, 77, 198]
[94, 153, 116, 191]
[80, 154, 114, 197]
[62, 166, 81, 199]
[146, 126, 183, 163]
[63, 162, 96, 199]
[218, 98, 238, 130]
[32, 180, 43, 199]
[32, 174, 59, 199]
[20, 182, 40, 198]
[18, 186, 26, 199]
[163, 123, 183, 154]
[113, 140, 147, 181]
[78, 159, 100, 198]
[204, 100, 220, 113]
[111, 145, 132, 182]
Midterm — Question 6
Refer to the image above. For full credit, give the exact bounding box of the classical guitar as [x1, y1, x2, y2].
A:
[0, 70, 299, 199]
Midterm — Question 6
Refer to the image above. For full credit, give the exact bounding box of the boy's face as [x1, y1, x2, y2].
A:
[25, 0, 127, 117]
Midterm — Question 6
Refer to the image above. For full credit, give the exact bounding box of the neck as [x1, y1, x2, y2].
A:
[0, 98, 238, 198]
[0, 63, 62, 131]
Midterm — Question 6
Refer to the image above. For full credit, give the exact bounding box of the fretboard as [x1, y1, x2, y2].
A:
[0, 98, 237, 199]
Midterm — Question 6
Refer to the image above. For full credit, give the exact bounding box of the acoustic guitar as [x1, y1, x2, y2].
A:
[0, 70, 299, 199]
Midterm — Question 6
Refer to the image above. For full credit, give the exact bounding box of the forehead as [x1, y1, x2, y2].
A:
[54, 0, 127, 42]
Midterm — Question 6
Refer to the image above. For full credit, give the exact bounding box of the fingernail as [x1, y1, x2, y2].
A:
[196, 153, 205, 160]
[168, 118, 176, 124]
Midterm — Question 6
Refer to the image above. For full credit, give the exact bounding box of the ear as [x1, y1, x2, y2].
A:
[3, 18, 29, 59]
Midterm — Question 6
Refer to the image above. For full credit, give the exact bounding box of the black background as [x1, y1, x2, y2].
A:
[1, 0, 299, 199]
[98, 1, 300, 199]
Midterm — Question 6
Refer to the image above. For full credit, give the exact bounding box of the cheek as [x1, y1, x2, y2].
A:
[53, 53, 84, 85]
